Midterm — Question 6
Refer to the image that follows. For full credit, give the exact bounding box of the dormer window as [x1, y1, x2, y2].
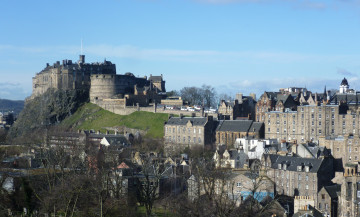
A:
[278, 164, 282, 169]
[305, 166, 309, 172]
[297, 166, 302, 171]
[283, 164, 287, 170]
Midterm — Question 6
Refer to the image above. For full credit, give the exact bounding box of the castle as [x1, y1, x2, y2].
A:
[32, 55, 166, 107]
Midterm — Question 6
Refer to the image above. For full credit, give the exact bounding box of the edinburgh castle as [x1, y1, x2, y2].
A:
[32, 55, 166, 109]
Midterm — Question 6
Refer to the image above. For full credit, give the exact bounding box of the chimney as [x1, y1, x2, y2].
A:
[250, 93, 256, 101]
[236, 93, 243, 103]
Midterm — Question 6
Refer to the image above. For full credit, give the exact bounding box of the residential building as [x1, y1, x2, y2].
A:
[317, 184, 341, 217]
[213, 147, 249, 168]
[215, 120, 264, 147]
[218, 93, 256, 120]
[262, 154, 334, 206]
[164, 115, 217, 151]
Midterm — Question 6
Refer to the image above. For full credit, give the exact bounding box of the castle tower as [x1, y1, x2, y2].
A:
[79, 55, 85, 64]
[339, 77, 349, 94]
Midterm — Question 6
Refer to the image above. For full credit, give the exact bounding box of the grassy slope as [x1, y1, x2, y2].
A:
[61, 103, 169, 138]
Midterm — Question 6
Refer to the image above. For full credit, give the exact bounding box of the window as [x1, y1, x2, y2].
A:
[325, 203, 328, 210]
[319, 121, 321, 126]
[332, 121, 334, 126]
[268, 128, 270, 132]
[173, 128, 175, 133]
[298, 174, 302, 180]
[297, 166, 302, 172]
[284, 121, 286, 125]
[305, 184, 309, 190]
[319, 203, 322, 209]
[198, 138, 201, 143]
[193, 137, 196, 143]
[321, 194, 325, 199]
[194, 128, 196, 134]
[199, 129, 201, 134]
[188, 136, 190, 143]
[332, 114, 334, 119]
[237, 182, 242, 187]
[306, 175, 309, 181]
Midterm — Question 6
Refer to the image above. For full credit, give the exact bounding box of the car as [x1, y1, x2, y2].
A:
[180, 106, 187, 111]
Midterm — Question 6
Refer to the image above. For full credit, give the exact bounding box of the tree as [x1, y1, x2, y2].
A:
[136, 154, 168, 217]
[179, 85, 217, 107]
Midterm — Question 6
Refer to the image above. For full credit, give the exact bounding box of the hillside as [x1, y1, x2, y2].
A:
[0, 99, 24, 115]
[61, 103, 169, 138]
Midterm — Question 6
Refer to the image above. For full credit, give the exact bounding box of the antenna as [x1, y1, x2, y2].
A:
[81, 38, 83, 55]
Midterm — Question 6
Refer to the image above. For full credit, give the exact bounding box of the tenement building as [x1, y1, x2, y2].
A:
[265, 78, 360, 146]
[256, 91, 297, 122]
[164, 115, 217, 151]
[218, 93, 256, 120]
[262, 154, 334, 207]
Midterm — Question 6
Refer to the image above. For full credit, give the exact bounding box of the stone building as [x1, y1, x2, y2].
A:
[164, 115, 217, 150]
[255, 92, 297, 122]
[319, 135, 360, 168]
[32, 55, 116, 98]
[218, 94, 256, 120]
[262, 154, 334, 206]
[317, 184, 341, 217]
[213, 147, 249, 169]
[264, 78, 360, 145]
[334, 166, 360, 217]
[215, 120, 264, 147]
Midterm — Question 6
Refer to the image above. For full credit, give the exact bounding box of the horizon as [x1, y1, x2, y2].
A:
[1, 0, 360, 100]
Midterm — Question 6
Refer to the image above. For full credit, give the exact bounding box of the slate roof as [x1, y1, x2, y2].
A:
[324, 184, 341, 199]
[265, 92, 279, 100]
[104, 136, 130, 146]
[166, 117, 208, 126]
[216, 120, 251, 132]
[266, 154, 323, 173]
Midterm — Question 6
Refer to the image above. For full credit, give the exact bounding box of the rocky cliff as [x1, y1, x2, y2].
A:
[8, 88, 89, 140]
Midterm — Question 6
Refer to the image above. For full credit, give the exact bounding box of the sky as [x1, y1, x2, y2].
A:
[1, 0, 360, 100]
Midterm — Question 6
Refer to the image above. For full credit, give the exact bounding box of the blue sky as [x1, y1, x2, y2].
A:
[1, 0, 360, 100]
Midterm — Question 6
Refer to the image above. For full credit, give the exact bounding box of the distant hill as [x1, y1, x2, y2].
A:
[0, 99, 24, 115]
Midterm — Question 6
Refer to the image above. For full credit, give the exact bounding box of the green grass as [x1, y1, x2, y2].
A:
[136, 206, 177, 217]
[61, 103, 169, 138]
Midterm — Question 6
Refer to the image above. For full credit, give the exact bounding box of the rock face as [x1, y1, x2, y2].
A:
[8, 88, 89, 139]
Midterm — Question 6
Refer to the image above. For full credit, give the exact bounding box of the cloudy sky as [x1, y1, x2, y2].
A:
[1, 0, 360, 100]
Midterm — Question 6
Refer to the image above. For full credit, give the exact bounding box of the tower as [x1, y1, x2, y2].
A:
[339, 77, 349, 94]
